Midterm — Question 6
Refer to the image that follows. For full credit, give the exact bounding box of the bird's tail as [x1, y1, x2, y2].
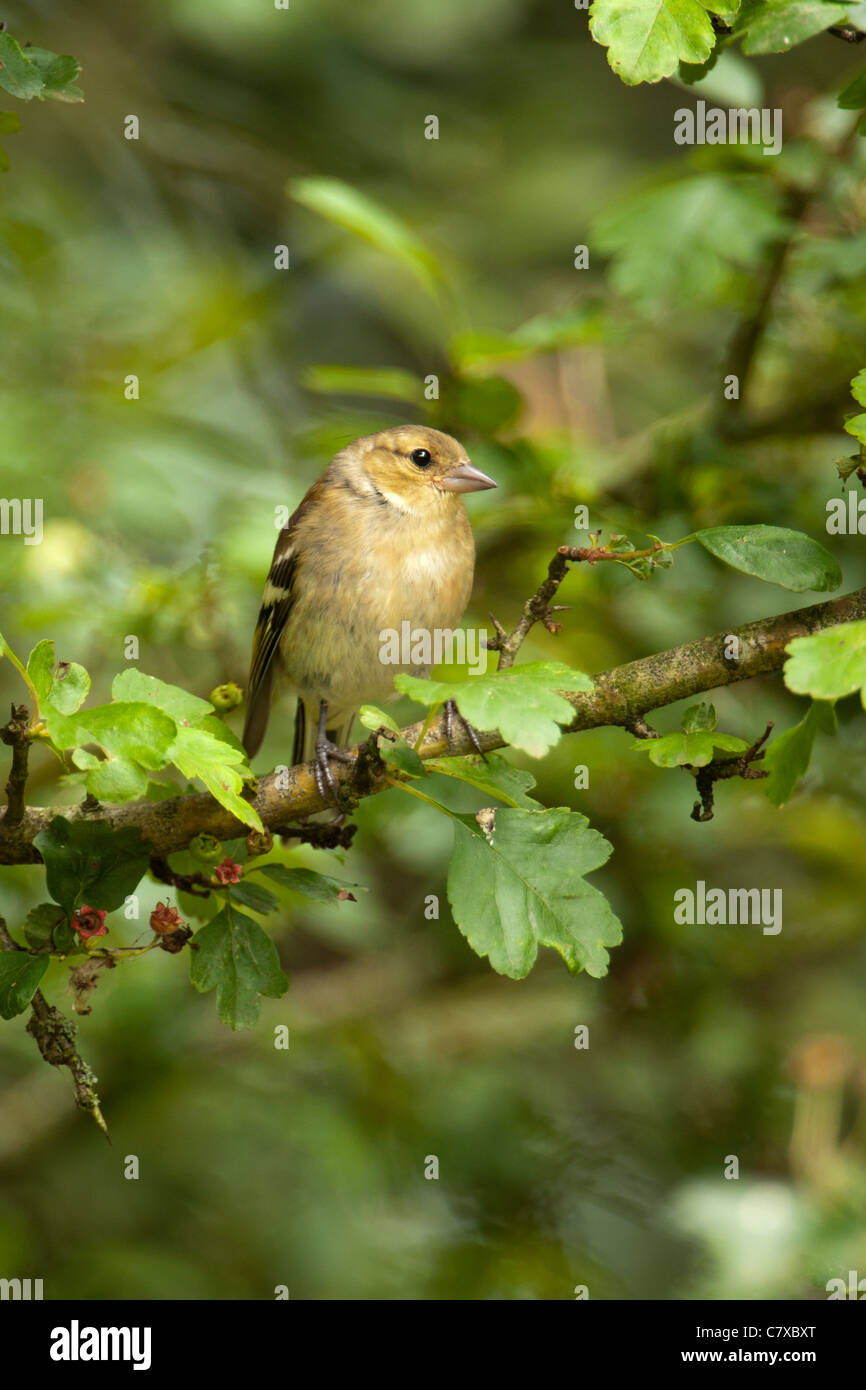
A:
[293, 699, 357, 765]
[242, 665, 275, 759]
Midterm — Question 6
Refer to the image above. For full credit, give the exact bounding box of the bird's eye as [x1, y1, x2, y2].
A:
[410, 448, 432, 468]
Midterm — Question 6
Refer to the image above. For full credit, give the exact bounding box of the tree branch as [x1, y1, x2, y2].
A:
[690, 720, 773, 823]
[0, 916, 110, 1139]
[2, 582, 864, 863]
[1, 704, 31, 831]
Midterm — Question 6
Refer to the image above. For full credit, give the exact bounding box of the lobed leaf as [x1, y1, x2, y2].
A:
[447, 807, 623, 979]
[396, 662, 593, 758]
[589, 0, 715, 85]
[190, 903, 288, 1030]
[783, 621, 866, 706]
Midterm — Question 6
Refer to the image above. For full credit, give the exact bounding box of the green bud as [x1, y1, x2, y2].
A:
[189, 833, 223, 866]
[210, 682, 243, 712]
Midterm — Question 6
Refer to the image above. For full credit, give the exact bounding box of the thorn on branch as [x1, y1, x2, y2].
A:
[689, 721, 774, 823]
[484, 611, 509, 652]
[493, 547, 575, 669]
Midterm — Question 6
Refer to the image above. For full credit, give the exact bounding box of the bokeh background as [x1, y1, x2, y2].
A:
[1, 0, 866, 1300]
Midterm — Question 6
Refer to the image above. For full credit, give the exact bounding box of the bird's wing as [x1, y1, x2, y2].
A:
[242, 537, 299, 757]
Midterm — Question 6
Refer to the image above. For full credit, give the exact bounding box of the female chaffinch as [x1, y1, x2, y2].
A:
[242, 424, 496, 797]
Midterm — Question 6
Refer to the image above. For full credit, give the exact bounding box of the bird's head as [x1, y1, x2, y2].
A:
[345, 425, 496, 514]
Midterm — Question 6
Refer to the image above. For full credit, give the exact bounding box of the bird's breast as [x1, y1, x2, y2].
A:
[281, 502, 475, 706]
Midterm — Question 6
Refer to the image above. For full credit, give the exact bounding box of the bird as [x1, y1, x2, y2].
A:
[242, 424, 496, 800]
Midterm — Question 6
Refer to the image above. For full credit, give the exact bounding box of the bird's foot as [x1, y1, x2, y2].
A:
[314, 734, 356, 808]
[444, 698, 487, 760]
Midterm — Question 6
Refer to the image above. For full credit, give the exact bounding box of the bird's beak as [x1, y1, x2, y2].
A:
[437, 460, 497, 493]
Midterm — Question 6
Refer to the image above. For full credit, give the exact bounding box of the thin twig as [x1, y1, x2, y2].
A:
[689, 721, 774, 823]
[0, 916, 110, 1140]
[1, 704, 31, 831]
[149, 854, 214, 898]
[487, 549, 574, 669]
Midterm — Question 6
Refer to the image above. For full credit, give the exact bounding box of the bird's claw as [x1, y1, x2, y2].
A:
[444, 698, 487, 760]
[314, 735, 355, 808]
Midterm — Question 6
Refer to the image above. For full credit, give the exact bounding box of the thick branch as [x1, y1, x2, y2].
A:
[1, 585, 863, 864]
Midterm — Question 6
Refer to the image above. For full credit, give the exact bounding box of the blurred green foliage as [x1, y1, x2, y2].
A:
[2, 0, 866, 1300]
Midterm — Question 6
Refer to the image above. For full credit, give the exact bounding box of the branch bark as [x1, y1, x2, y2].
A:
[1, 704, 31, 831]
[1, 584, 863, 864]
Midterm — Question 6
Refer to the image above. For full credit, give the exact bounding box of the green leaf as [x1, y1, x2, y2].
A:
[26, 640, 55, 703]
[631, 730, 749, 767]
[380, 737, 426, 777]
[447, 807, 623, 979]
[783, 621, 866, 706]
[53, 702, 177, 769]
[190, 903, 288, 1030]
[23, 903, 67, 951]
[258, 864, 361, 902]
[358, 705, 402, 735]
[85, 756, 148, 803]
[850, 369, 866, 407]
[111, 668, 213, 725]
[227, 880, 280, 914]
[843, 412, 866, 445]
[290, 176, 442, 293]
[593, 176, 785, 311]
[26, 640, 90, 716]
[762, 701, 836, 806]
[396, 662, 593, 758]
[70, 745, 147, 800]
[32, 815, 151, 914]
[168, 721, 262, 832]
[838, 68, 866, 111]
[0, 111, 22, 134]
[0, 34, 45, 100]
[425, 752, 540, 809]
[0, 952, 49, 1019]
[23, 49, 83, 101]
[145, 779, 183, 801]
[695, 525, 842, 592]
[738, 0, 852, 55]
[303, 364, 423, 404]
[682, 702, 717, 732]
[589, 0, 715, 85]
